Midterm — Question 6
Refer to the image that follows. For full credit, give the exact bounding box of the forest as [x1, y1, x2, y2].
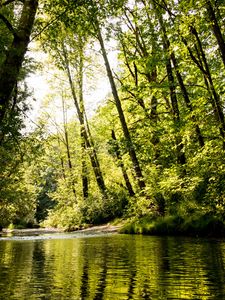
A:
[0, 0, 225, 236]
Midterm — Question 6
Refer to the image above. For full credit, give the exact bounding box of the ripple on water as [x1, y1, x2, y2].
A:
[0, 234, 224, 299]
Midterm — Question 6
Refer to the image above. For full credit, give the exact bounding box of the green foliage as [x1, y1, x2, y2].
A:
[121, 213, 225, 237]
[42, 186, 129, 230]
[42, 205, 84, 231]
[0, 157, 38, 228]
[35, 167, 57, 222]
[33, 0, 225, 234]
[1, 0, 225, 237]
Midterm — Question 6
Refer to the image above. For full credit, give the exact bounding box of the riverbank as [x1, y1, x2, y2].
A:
[1, 224, 123, 236]
[2, 214, 225, 238]
[120, 214, 225, 237]
[76, 224, 123, 234]
[1, 227, 64, 236]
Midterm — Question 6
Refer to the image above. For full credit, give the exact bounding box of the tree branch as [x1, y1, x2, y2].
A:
[0, 13, 18, 37]
[1, 0, 16, 6]
[30, 6, 70, 42]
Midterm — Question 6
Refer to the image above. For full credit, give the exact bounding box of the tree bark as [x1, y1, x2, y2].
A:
[77, 40, 89, 199]
[62, 96, 76, 199]
[155, 4, 186, 167]
[205, 0, 225, 69]
[0, 0, 38, 123]
[170, 50, 205, 148]
[97, 24, 146, 192]
[61, 42, 107, 196]
[188, 25, 225, 147]
[111, 130, 135, 196]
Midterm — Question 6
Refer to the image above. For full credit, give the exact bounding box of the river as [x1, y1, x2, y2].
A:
[0, 232, 224, 299]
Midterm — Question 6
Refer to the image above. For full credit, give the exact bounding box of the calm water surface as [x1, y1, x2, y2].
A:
[0, 232, 224, 299]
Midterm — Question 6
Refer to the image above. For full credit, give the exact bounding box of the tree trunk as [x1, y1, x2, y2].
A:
[170, 50, 205, 148]
[62, 96, 76, 199]
[61, 42, 107, 196]
[111, 130, 135, 196]
[57, 137, 66, 181]
[188, 26, 225, 147]
[205, 0, 225, 69]
[122, 3, 161, 159]
[97, 24, 146, 192]
[0, 0, 38, 123]
[77, 40, 89, 199]
[155, 5, 186, 167]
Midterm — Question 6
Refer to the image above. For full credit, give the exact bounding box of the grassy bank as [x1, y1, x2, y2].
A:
[120, 214, 225, 237]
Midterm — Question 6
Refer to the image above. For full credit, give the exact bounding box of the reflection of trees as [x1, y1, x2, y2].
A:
[61, 236, 225, 299]
[200, 242, 225, 298]
[78, 236, 135, 299]
[127, 266, 136, 300]
[0, 241, 34, 299]
[155, 238, 225, 299]
[80, 246, 89, 299]
[79, 238, 108, 299]
[92, 247, 107, 300]
[0, 236, 225, 299]
[28, 241, 53, 298]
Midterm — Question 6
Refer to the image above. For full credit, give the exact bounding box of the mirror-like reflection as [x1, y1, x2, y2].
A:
[0, 234, 225, 299]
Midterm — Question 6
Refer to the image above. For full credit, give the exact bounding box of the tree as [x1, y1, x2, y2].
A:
[1, 0, 225, 228]
[0, 0, 38, 124]
[96, 23, 147, 192]
[60, 34, 107, 196]
[204, 0, 225, 69]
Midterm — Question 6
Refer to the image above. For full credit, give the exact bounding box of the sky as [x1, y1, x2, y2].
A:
[26, 40, 118, 130]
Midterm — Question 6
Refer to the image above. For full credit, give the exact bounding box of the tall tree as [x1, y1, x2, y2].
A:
[77, 38, 89, 199]
[0, 0, 38, 123]
[96, 23, 146, 192]
[61, 39, 107, 196]
[62, 94, 77, 199]
[153, 2, 186, 167]
[111, 129, 135, 196]
[204, 0, 225, 69]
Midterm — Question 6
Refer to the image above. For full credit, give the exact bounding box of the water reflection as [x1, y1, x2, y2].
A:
[0, 234, 225, 299]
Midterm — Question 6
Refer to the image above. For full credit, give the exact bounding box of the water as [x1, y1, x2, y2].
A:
[0, 232, 225, 299]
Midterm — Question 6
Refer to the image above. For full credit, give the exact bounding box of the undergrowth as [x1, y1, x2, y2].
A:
[120, 213, 225, 237]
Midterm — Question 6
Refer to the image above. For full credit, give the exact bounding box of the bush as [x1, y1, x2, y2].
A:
[42, 187, 130, 230]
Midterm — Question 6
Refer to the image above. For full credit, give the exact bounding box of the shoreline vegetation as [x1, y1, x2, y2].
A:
[119, 215, 225, 238]
[1, 214, 225, 238]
